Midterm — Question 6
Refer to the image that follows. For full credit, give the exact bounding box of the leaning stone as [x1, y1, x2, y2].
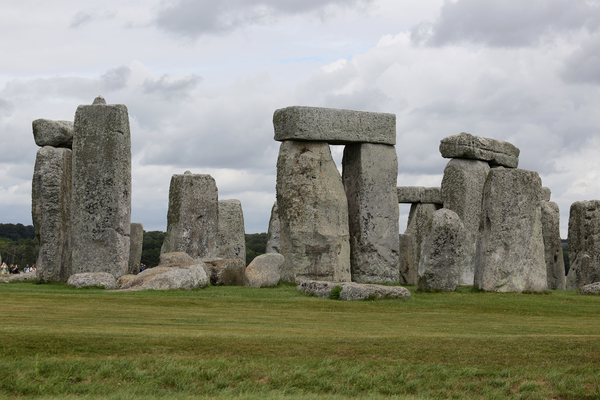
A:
[296, 280, 411, 300]
[159, 252, 194, 266]
[117, 274, 136, 288]
[32, 119, 74, 148]
[71, 100, 131, 278]
[245, 253, 284, 287]
[67, 272, 117, 289]
[273, 106, 396, 145]
[399, 233, 416, 285]
[474, 169, 547, 292]
[541, 202, 565, 290]
[397, 187, 423, 203]
[441, 158, 490, 285]
[128, 223, 143, 275]
[276, 141, 351, 283]
[266, 202, 280, 254]
[579, 282, 600, 295]
[439, 132, 520, 168]
[343, 143, 399, 283]
[161, 173, 218, 259]
[32, 146, 72, 282]
[216, 200, 245, 260]
[122, 262, 208, 291]
[202, 258, 245, 286]
[542, 187, 552, 202]
[418, 209, 467, 291]
[566, 200, 600, 289]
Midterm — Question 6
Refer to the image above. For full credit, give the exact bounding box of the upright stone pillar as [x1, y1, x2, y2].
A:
[541, 202, 565, 290]
[266, 201, 280, 254]
[566, 200, 600, 289]
[71, 97, 131, 278]
[161, 172, 219, 259]
[343, 143, 399, 283]
[276, 141, 351, 282]
[128, 223, 144, 275]
[32, 146, 72, 282]
[216, 199, 246, 260]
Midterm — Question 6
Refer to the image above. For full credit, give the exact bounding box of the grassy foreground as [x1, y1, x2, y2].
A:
[0, 282, 599, 399]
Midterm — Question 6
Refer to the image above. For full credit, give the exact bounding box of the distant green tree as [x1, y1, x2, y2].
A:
[141, 231, 167, 267]
[245, 233, 268, 265]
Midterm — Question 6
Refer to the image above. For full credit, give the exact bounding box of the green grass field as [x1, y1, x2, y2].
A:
[0, 281, 599, 399]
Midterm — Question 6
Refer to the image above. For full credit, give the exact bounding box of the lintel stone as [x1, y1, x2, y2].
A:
[439, 132, 520, 168]
[397, 186, 442, 204]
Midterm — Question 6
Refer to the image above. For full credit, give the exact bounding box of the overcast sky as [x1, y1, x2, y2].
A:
[2, 0, 600, 237]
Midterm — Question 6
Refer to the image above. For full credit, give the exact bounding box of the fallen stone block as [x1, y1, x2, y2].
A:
[67, 272, 117, 289]
[439, 132, 520, 168]
[579, 282, 600, 295]
[32, 119, 74, 148]
[296, 280, 411, 300]
[0, 271, 37, 283]
[117, 274, 136, 288]
[121, 262, 208, 291]
[246, 253, 284, 287]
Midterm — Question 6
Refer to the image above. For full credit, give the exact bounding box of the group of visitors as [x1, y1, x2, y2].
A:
[0, 262, 36, 275]
[23, 264, 36, 273]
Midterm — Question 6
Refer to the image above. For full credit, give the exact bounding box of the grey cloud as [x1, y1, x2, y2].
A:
[0, 98, 14, 117]
[562, 34, 600, 84]
[418, 0, 600, 47]
[2, 77, 98, 101]
[143, 74, 202, 100]
[155, 0, 374, 38]
[101, 66, 132, 91]
[70, 9, 117, 29]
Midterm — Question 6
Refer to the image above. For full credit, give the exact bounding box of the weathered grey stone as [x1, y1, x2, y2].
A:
[216, 200, 245, 260]
[397, 187, 442, 204]
[441, 158, 490, 285]
[404, 203, 442, 275]
[439, 132, 520, 168]
[276, 141, 351, 283]
[296, 280, 411, 300]
[201, 258, 245, 286]
[117, 274, 136, 288]
[245, 253, 284, 287]
[566, 201, 600, 290]
[579, 282, 600, 295]
[32, 146, 72, 282]
[273, 106, 396, 145]
[128, 223, 143, 275]
[121, 262, 208, 291]
[32, 119, 74, 148]
[266, 202, 280, 254]
[343, 143, 399, 283]
[161, 173, 218, 259]
[418, 209, 467, 291]
[541, 202, 565, 290]
[0, 271, 37, 283]
[92, 95, 107, 105]
[160, 252, 194, 265]
[71, 101, 131, 278]
[474, 168, 547, 292]
[421, 187, 442, 204]
[67, 272, 117, 289]
[399, 233, 416, 285]
[542, 187, 552, 202]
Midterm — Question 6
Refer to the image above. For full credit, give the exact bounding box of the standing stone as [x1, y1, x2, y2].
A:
[161, 172, 218, 259]
[216, 199, 245, 260]
[566, 200, 600, 290]
[474, 169, 547, 292]
[71, 99, 131, 278]
[402, 203, 442, 284]
[266, 201, 280, 254]
[418, 209, 467, 291]
[276, 141, 351, 282]
[343, 143, 399, 283]
[128, 223, 143, 275]
[399, 233, 416, 285]
[439, 132, 520, 168]
[441, 158, 490, 285]
[541, 202, 565, 290]
[32, 146, 72, 282]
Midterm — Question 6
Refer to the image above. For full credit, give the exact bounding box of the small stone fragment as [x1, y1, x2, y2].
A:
[92, 95, 107, 105]
[245, 253, 284, 287]
[542, 187, 552, 202]
[439, 132, 520, 168]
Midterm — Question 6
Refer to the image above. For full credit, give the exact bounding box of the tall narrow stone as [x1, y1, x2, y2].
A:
[32, 146, 72, 282]
[216, 199, 246, 260]
[276, 141, 351, 282]
[343, 143, 399, 283]
[475, 169, 547, 292]
[161, 172, 218, 259]
[71, 99, 131, 278]
[566, 200, 600, 289]
[441, 158, 490, 285]
[266, 201, 280, 254]
[128, 223, 144, 275]
[541, 202, 565, 290]
[399, 233, 416, 285]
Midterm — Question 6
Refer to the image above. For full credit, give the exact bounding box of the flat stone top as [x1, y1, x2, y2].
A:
[273, 106, 396, 145]
[439, 132, 520, 168]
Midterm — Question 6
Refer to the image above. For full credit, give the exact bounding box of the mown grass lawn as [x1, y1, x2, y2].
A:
[0, 281, 599, 399]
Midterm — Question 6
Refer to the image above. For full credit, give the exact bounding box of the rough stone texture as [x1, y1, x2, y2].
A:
[541, 202, 566, 290]
[0, 271, 37, 283]
[32, 119, 74, 148]
[542, 187, 552, 202]
[117, 274, 136, 288]
[71, 101, 131, 278]
[201, 258, 245, 286]
[161, 173, 218, 259]
[67, 272, 117, 289]
[266, 202, 280, 254]
[566, 200, 600, 290]
[216, 200, 245, 260]
[580, 282, 600, 295]
[128, 223, 143, 275]
[160, 252, 194, 265]
[32, 146, 72, 282]
[418, 209, 467, 291]
[474, 169, 547, 292]
[399, 233, 416, 285]
[343, 143, 399, 283]
[121, 262, 208, 291]
[397, 187, 442, 204]
[404, 203, 442, 278]
[441, 158, 490, 285]
[439, 132, 520, 168]
[276, 141, 351, 283]
[273, 106, 396, 145]
[296, 280, 411, 300]
[245, 253, 284, 287]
